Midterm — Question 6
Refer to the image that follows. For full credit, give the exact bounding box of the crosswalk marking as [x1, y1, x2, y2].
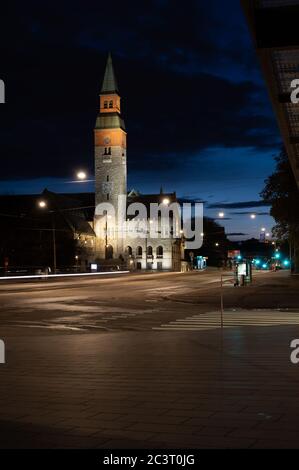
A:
[153, 310, 299, 331]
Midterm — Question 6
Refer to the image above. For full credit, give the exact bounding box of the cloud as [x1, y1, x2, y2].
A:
[233, 211, 269, 216]
[0, 0, 280, 182]
[227, 232, 248, 236]
[207, 200, 271, 209]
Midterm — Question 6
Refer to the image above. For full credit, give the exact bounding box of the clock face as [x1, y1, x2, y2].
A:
[104, 137, 111, 145]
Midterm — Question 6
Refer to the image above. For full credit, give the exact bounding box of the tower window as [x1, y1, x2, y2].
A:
[108, 147, 111, 155]
[107, 194, 109, 201]
[109, 100, 113, 108]
[104, 101, 108, 109]
[107, 175, 109, 181]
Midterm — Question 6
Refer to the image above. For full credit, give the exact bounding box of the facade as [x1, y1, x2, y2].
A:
[93, 54, 183, 271]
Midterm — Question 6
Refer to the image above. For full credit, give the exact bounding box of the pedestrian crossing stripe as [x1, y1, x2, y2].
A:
[153, 311, 299, 331]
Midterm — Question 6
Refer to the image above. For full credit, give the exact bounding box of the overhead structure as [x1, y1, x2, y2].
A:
[242, 0, 299, 187]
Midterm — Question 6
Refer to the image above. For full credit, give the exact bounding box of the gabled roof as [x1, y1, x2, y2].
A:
[41, 189, 95, 237]
[101, 53, 119, 94]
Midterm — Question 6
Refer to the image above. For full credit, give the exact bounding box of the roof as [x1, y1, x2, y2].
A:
[101, 53, 119, 94]
[41, 190, 95, 237]
[127, 192, 177, 212]
[0, 191, 96, 237]
[95, 113, 126, 131]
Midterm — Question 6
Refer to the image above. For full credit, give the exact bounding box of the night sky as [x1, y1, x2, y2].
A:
[0, 0, 281, 239]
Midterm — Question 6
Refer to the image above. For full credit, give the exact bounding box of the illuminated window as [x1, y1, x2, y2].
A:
[156, 246, 163, 258]
[136, 246, 142, 257]
[104, 101, 108, 108]
[109, 100, 113, 108]
[126, 246, 133, 256]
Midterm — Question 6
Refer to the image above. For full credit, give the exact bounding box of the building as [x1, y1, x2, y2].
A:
[242, 0, 299, 187]
[0, 55, 185, 273]
[92, 54, 184, 271]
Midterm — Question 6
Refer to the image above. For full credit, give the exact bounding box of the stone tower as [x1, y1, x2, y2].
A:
[94, 53, 127, 259]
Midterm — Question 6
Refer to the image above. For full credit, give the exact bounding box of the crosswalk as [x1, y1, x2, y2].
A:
[153, 310, 299, 331]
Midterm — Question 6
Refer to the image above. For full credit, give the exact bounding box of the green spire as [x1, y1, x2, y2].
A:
[101, 53, 119, 94]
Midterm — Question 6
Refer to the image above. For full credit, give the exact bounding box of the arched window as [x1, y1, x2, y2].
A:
[136, 246, 142, 257]
[147, 246, 153, 257]
[126, 246, 133, 256]
[109, 100, 113, 108]
[157, 246, 163, 258]
[104, 101, 108, 109]
[106, 244, 113, 260]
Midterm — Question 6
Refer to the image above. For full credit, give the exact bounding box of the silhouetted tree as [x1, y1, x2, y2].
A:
[261, 148, 299, 273]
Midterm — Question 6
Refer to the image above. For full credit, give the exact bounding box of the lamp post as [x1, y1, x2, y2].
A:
[38, 200, 57, 274]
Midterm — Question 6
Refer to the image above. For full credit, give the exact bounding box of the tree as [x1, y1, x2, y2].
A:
[261, 148, 299, 273]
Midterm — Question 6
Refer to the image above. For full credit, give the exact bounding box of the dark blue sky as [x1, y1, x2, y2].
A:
[0, 0, 281, 239]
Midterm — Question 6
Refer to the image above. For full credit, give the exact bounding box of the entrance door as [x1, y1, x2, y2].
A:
[105, 244, 113, 260]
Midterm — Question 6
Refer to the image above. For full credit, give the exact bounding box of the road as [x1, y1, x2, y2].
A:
[0, 268, 299, 448]
[0, 269, 225, 334]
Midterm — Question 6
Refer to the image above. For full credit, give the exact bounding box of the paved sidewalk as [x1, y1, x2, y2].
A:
[1, 320, 299, 448]
[0, 270, 298, 448]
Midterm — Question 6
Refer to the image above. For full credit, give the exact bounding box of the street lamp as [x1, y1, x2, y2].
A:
[37, 200, 57, 273]
[162, 198, 170, 205]
[215, 242, 219, 247]
[250, 214, 256, 219]
[218, 212, 224, 218]
[77, 171, 87, 180]
[261, 227, 266, 232]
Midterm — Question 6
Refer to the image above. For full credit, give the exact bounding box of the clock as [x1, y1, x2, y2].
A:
[104, 137, 111, 145]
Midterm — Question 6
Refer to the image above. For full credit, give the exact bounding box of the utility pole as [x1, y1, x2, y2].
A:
[52, 213, 57, 274]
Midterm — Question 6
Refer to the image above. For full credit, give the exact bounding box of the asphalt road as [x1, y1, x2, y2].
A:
[0, 269, 226, 335]
[0, 268, 281, 335]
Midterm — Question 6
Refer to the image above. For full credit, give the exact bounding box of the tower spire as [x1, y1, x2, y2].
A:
[101, 52, 119, 94]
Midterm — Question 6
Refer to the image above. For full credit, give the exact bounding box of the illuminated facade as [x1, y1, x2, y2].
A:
[93, 54, 183, 270]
